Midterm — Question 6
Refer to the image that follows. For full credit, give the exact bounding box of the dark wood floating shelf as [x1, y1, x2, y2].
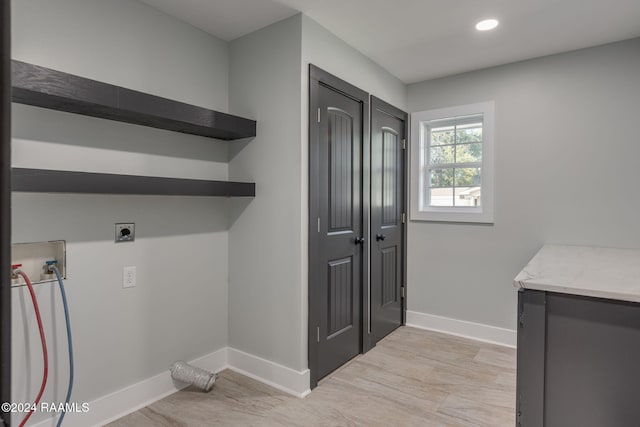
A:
[11, 60, 256, 140]
[12, 168, 255, 197]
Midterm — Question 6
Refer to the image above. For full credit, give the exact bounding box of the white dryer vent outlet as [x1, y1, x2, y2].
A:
[170, 361, 217, 392]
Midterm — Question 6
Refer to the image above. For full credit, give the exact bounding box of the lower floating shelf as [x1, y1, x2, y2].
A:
[12, 168, 255, 197]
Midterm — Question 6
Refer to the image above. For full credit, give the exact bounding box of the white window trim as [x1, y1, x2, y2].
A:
[410, 101, 495, 223]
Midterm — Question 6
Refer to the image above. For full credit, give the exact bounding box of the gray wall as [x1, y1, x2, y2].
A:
[226, 14, 407, 374]
[301, 15, 407, 111]
[11, 1, 231, 424]
[12, 0, 228, 111]
[300, 14, 407, 366]
[228, 15, 305, 371]
[406, 38, 640, 330]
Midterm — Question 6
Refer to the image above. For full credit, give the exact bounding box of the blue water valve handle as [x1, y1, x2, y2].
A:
[46, 260, 57, 272]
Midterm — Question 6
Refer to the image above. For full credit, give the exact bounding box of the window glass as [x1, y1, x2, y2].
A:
[424, 118, 483, 208]
[411, 101, 494, 223]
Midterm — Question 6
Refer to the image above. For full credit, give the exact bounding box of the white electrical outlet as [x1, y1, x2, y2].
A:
[123, 266, 136, 288]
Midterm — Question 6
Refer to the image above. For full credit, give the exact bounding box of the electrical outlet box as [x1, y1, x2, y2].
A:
[115, 223, 135, 243]
[11, 240, 67, 287]
[123, 266, 136, 288]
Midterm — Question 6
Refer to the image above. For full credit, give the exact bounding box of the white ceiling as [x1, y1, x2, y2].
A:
[139, 0, 299, 42]
[141, 0, 640, 83]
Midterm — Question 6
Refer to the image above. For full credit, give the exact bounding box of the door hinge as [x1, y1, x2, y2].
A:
[317, 326, 320, 342]
[317, 108, 321, 123]
[401, 287, 406, 299]
[402, 139, 406, 150]
[402, 213, 406, 224]
[519, 310, 525, 327]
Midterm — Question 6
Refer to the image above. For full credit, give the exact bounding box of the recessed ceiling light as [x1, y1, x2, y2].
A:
[476, 19, 499, 31]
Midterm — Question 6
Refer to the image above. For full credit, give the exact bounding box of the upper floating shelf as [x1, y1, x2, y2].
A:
[11, 60, 256, 140]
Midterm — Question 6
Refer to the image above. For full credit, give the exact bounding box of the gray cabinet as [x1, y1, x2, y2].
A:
[517, 289, 640, 427]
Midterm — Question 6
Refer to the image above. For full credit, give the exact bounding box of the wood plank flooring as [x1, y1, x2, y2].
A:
[108, 327, 516, 427]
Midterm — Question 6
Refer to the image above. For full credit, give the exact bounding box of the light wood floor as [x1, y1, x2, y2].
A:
[108, 327, 516, 427]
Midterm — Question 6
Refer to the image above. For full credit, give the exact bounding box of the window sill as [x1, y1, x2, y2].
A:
[410, 208, 494, 224]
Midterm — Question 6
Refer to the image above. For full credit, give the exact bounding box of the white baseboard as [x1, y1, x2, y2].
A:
[30, 346, 309, 427]
[227, 348, 311, 398]
[406, 310, 517, 348]
[30, 348, 228, 427]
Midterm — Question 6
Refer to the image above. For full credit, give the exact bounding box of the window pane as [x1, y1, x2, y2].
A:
[455, 168, 481, 187]
[456, 123, 482, 143]
[455, 187, 481, 207]
[430, 125, 455, 146]
[429, 187, 454, 207]
[412, 104, 492, 222]
[429, 168, 454, 188]
[456, 143, 482, 163]
[429, 145, 454, 165]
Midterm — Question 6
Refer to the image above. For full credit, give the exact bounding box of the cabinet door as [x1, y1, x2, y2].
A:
[516, 289, 546, 427]
[517, 289, 640, 427]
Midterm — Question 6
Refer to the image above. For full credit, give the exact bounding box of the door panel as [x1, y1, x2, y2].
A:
[328, 109, 353, 231]
[381, 247, 398, 306]
[316, 84, 363, 380]
[328, 257, 353, 336]
[370, 98, 406, 344]
[382, 130, 399, 225]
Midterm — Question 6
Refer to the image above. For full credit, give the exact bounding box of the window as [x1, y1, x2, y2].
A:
[410, 102, 494, 223]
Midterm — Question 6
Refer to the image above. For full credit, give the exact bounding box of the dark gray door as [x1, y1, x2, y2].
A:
[315, 84, 363, 380]
[1, 2, 11, 423]
[370, 97, 406, 344]
[309, 65, 369, 387]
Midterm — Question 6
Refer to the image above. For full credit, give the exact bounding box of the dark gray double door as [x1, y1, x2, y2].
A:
[309, 65, 406, 387]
